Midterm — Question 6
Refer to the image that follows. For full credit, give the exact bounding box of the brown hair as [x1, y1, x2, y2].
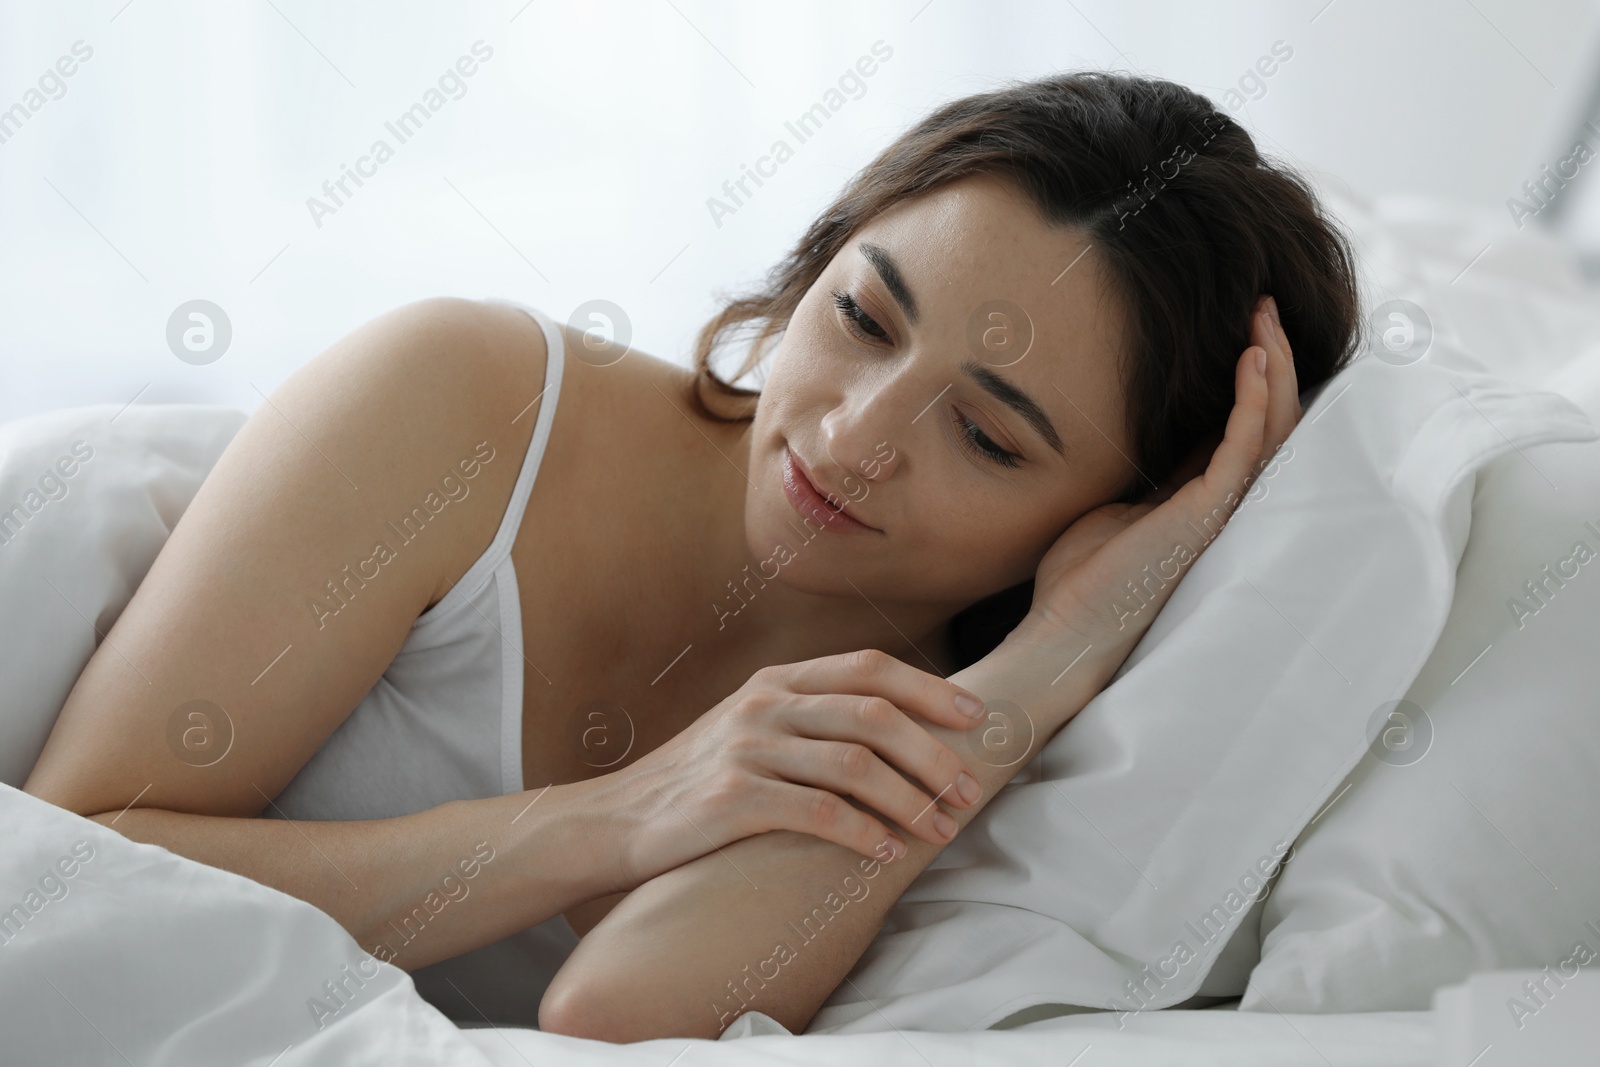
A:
[685, 70, 1361, 669]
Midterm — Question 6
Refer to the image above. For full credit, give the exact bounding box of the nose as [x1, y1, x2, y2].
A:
[819, 381, 908, 487]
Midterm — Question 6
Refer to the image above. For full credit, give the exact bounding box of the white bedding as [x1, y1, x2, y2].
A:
[0, 780, 1438, 1066]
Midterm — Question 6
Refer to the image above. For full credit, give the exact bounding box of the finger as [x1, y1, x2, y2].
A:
[765, 779, 910, 862]
[778, 647, 988, 731]
[1185, 343, 1272, 516]
[1267, 297, 1301, 419]
[766, 736, 961, 845]
[1257, 301, 1300, 457]
[781, 693, 982, 810]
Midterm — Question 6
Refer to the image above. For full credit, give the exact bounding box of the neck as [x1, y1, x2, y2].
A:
[712, 562, 961, 677]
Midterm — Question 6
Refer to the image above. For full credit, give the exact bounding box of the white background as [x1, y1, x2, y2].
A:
[1, 0, 1598, 426]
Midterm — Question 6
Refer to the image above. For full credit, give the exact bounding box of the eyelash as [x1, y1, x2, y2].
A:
[830, 288, 1022, 469]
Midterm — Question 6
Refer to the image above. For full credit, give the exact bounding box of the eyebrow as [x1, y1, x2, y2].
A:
[960, 360, 1067, 458]
[858, 240, 1066, 459]
[858, 242, 919, 326]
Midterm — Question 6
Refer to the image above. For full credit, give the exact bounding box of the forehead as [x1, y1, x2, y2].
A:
[842, 172, 1121, 342]
[838, 172, 1130, 454]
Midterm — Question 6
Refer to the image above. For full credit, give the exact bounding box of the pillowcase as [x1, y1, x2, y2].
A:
[0, 402, 245, 788]
[1241, 385, 1600, 1012]
[806, 340, 1598, 1034]
[1230, 180, 1600, 1015]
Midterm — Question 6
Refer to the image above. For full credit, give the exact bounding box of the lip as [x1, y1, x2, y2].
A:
[783, 446, 877, 533]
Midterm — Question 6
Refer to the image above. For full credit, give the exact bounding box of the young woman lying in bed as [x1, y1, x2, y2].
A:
[24, 70, 1355, 1041]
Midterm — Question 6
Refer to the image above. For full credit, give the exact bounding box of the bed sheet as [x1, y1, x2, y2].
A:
[0, 780, 1439, 1066]
[476, 1009, 1438, 1067]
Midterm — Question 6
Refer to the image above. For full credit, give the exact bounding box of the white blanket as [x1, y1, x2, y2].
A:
[0, 781, 1438, 1065]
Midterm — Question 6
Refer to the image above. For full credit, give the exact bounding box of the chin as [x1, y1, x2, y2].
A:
[738, 504, 841, 585]
[749, 504, 820, 562]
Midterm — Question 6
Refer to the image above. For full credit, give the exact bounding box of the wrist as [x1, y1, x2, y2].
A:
[571, 771, 641, 898]
[953, 613, 1118, 738]
[502, 775, 635, 903]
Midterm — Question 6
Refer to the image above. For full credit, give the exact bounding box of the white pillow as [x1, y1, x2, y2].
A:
[806, 343, 1599, 1034]
[1241, 411, 1600, 1012]
[1227, 184, 1600, 1015]
[0, 403, 245, 788]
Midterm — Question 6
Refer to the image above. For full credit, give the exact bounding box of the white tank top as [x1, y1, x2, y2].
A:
[267, 297, 575, 1028]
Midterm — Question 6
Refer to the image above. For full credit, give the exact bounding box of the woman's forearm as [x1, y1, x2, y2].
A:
[540, 629, 1105, 1041]
[90, 774, 630, 972]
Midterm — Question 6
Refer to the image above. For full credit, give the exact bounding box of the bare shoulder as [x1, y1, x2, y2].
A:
[548, 313, 754, 459]
[23, 296, 550, 816]
[350, 296, 550, 426]
[293, 296, 561, 607]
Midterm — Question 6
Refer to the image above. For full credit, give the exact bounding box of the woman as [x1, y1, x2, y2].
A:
[24, 70, 1356, 1040]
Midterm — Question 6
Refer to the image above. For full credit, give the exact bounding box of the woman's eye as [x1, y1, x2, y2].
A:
[828, 287, 1019, 469]
[832, 287, 1017, 467]
[950, 407, 1022, 469]
[831, 290, 889, 343]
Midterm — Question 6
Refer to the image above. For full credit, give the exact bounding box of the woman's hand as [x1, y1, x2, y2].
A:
[1008, 295, 1302, 684]
[606, 649, 989, 891]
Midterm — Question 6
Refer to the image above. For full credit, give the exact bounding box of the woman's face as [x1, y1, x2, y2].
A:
[745, 171, 1138, 609]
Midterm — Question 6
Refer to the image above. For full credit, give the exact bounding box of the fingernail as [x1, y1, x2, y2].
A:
[933, 811, 958, 840]
[1266, 295, 1281, 326]
[880, 835, 906, 860]
[1255, 348, 1267, 376]
[954, 692, 985, 720]
[956, 771, 982, 804]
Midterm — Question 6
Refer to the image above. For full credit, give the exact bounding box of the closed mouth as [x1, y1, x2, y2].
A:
[784, 446, 877, 532]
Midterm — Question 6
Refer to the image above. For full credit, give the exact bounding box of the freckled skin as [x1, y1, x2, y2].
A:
[721, 171, 1137, 659]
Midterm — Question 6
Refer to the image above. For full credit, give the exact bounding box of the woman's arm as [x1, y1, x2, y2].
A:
[538, 628, 1099, 1040]
[542, 303, 1302, 1041]
[23, 297, 623, 970]
[87, 777, 631, 972]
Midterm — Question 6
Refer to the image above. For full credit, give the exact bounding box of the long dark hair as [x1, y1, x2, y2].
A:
[684, 70, 1361, 671]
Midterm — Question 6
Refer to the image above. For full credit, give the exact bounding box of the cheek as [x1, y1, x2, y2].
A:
[910, 488, 1059, 582]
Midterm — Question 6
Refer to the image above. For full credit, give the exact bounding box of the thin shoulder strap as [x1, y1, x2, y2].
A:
[416, 299, 564, 621]
[479, 299, 565, 564]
